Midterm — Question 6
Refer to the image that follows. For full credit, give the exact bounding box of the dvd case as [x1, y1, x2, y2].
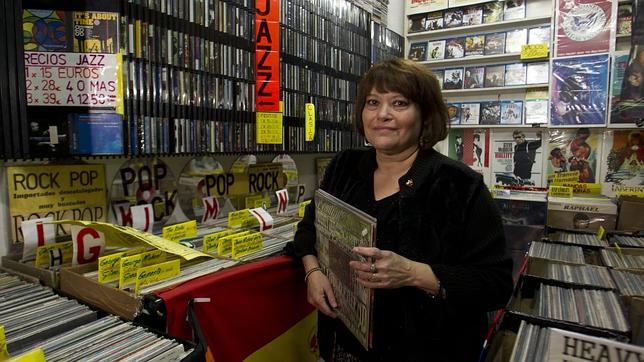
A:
[460, 102, 481, 125]
[491, 129, 544, 186]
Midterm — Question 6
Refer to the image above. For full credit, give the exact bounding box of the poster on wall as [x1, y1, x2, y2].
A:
[550, 54, 609, 126]
[545, 128, 602, 184]
[6, 164, 106, 243]
[406, 0, 449, 15]
[447, 128, 491, 185]
[554, 0, 614, 57]
[599, 130, 644, 196]
[491, 129, 544, 187]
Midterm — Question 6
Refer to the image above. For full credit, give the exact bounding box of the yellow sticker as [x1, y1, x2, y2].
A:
[279, 100, 284, 113]
[525, 88, 549, 99]
[116, 52, 125, 115]
[245, 195, 271, 209]
[162, 220, 198, 241]
[298, 200, 312, 217]
[550, 171, 581, 184]
[597, 226, 606, 240]
[614, 243, 625, 262]
[305, 103, 315, 141]
[218, 231, 251, 256]
[549, 186, 573, 198]
[203, 230, 233, 253]
[560, 182, 602, 195]
[617, 191, 644, 198]
[134, 259, 181, 294]
[119, 254, 144, 289]
[232, 233, 264, 259]
[7, 348, 45, 362]
[520, 43, 549, 60]
[228, 209, 251, 228]
[35, 241, 73, 267]
[0, 325, 8, 360]
[256, 112, 283, 144]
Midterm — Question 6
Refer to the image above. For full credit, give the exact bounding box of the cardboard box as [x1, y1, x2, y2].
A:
[60, 263, 140, 320]
[617, 196, 644, 232]
[1, 255, 59, 289]
[547, 196, 617, 232]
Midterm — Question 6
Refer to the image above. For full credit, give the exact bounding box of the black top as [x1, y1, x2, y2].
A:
[285, 148, 513, 361]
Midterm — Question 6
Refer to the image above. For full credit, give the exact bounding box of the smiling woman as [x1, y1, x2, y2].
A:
[286, 58, 513, 361]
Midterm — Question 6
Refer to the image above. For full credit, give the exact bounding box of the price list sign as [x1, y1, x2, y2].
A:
[24, 51, 118, 107]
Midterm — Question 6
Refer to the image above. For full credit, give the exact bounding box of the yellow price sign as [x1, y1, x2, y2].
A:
[305, 103, 315, 141]
[162, 220, 197, 241]
[560, 182, 601, 195]
[549, 185, 573, 198]
[228, 209, 252, 228]
[520, 43, 548, 60]
[218, 231, 251, 256]
[134, 259, 181, 294]
[597, 226, 606, 240]
[256, 112, 283, 144]
[203, 229, 233, 253]
[551, 171, 580, 184]
[35, 241, 73, 267]
[616, 190, 644, 198]
[298, 200, 312, 217]
[232, 232, 264, 259]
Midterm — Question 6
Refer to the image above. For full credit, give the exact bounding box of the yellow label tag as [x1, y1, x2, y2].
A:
[228, 209, 251, 228]
[97, 248, 145, 283]
[119, 254, 144, 289]
[0, 325, 8, 360]
[492, 185, 506, 190]
[597, 226, 606, 240]
[520, 43, 549, 59]
[560, 182, 602, 195]
[134, 259, 181, 294]
[617, 191, 644, 198]
[279, 100, 283, 113]
[7, 348, 45, 362]
[203, 230, 233, 253]
[305, 103, 315, 141]
[614, 243, 625, 262]
[162, 220, 198, 241]
[116, 52, 125, 115]
[245, 195, 271, 209]
[549, 186, 573, 198]
[298, 200, 312, 217]
[551, 171, 581, 184]
[140, 249, 166, 266]
[232, 233, 263, 259]
[256, 112, 283, 144]
[35, 241, 73, 267]
[218, 231, 251, 256]
[525, 88, 549, 99]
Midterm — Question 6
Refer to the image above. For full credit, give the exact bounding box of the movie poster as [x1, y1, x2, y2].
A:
[599, 130, 644, 196]
[447, 128, 491, 185]
[545, 128, 602, 184]
[407, 0, 449, 15]
[491, 129, 544, 187]
[554, 0, 613, 57]
[550, 54, 609, 125]
[609, 51, 632, 124]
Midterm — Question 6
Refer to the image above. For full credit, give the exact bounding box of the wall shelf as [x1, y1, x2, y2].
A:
[408, 15, 552, 40]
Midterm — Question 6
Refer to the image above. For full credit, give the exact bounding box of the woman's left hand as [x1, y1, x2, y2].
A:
[349, 247, 415, 289]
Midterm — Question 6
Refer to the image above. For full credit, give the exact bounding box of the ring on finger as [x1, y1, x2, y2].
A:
[370, 263, 377, 273]
[370, 272, 377, 282]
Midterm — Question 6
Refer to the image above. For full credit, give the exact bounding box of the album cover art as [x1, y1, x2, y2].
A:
[480, 101, 502, 124]
[464, 66, 485, 88]
[427, 11, 445, 30]
[505, 29, 528, 53]
[409, 41, 428, 61]
[23, 9, 73, 51]
[600, 130, 644, 196]
[526, 62, 550, 84]
[485, 32, 506, 55]
[447, 103, 462, 124]
[448, 128, 491, 185]
[485, 65, 506, 87]
[500, 101, 524, 124]
[444, 67, 464, 89]
[491, 129, 544, 186]
[72, 11, 119, 53]
[550, 54, 609, 125]
[428, 40, 446, 60]
[505, 63, 527, 85]
[444, 9, 464, 28]
[555, 0, 612, 57]
[408, 13, 428, 32]
[445, 37, 466, 58]
[465, 35, 485, 56]
[528, 26, 552, 47]
[525, 99, 549, 124]
[463, 5, 483, 25]
[503, 0, 526, 20]
[609, 52, 630, 124]
[617, 4, 632, 35]
[546, 128, 601, 183]
[483, 2, 504, 23]
[461, 103, 481, 124]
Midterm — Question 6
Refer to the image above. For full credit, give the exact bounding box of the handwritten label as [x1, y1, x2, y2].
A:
[520, 44, 548, 60]
[559, 182, 602, 195]
[525, 88, 549, 99]
[97, 248, 145, 283]
[119, 254, 144, 289]
[245, 195, 270, 209]
[134, 259, 181, 294]
[218, 231, 251, 256]
[298, 200, 312, 217]
[228, 209, 251, 228]
[162, 220, 197, 241]
[232, 233, 263, 259]
[305, 103, 315, 141]
[550, 171, 581, 184]
[203, 230, 233, 253]
[549, 186, 573, 198]
[617, 191, 644, 198]
[256, 112, 283, 144]
[35, 241, 73, 267]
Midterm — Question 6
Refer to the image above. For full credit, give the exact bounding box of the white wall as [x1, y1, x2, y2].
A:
[387, 0, 405, 36]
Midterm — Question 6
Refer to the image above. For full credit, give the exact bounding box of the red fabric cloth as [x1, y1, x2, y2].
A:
[158, 255, 314, 361]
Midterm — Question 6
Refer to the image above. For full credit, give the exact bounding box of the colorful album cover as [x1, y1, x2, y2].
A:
[528, 26, 552, 47]
[72, 11, 119, 53]
[465, 35, 485, 56]
[505, 29, 528, 53]
[609, 52, 630, 124]
[427, 11, 446, 30]
[408, 13, 428, 32]
[504, 0, 526, 20]
[546, 128, 601, 184]
[69, 113, 123, 155]
[483, 2, 504, 23]
[444, 67, 464, 89]
[433, 69, 445, 89]
[447, 103, 462, 124]
[500, 101, 524, 124]
[444, 9, 464, 28]
[461, 103, 481, 124]
[550, 54, 609, 125]
[617, 4, 632, 35]
[491, 129, 544, 186]
[464, 66, 485, 88]
[485, 32, 506, 55]
[526, 62, 550, 84]
[525, 99, 549, 124]
[555, 0, 612, 57]
[28, 117, 69, 157]
[23, 9, 73, 51]
[600, 130, 644, 196]
[448, 128, 492, 185]
[408, 41, 428, 61]
[480, 101, 502, 124]
[485, 65, 506, 87]
[445, 37, 466, 58]
[463, 5, 483, 26]
[611, 45, 644, 124]
[505, 63, 527, 86]
[428, 40, 446, 60]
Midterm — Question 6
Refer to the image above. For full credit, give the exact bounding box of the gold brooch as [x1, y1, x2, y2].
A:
[405, 179, 413, 188]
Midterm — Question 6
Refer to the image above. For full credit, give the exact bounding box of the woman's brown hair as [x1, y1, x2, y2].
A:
[354, 58, 448, 149]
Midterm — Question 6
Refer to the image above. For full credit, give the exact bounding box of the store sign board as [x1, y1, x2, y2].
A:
[255, 0, 280, 111]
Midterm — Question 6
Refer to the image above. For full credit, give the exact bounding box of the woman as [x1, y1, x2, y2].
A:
[286, 59, 513, 361]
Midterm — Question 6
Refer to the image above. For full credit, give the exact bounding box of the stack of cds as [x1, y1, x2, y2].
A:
[609, 270, 644, 297]
[547, 232, 607, 247]
[610, 235, 644, 248]
[600, 250, 644, 269]
[529, 241, 585, 264]
[509, 321, 551, 362]
[545, 264, 615, 289]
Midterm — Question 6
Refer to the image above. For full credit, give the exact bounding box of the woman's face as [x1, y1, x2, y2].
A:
[362, 88, 422, 155]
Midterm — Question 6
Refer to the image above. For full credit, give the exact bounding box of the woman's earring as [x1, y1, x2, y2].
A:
[364, 139, 372, 147]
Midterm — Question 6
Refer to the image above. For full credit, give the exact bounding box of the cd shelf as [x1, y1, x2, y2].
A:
[408, 15, 551, 40]
[420, 52, 524, 67]
[443, 83, 549, 96]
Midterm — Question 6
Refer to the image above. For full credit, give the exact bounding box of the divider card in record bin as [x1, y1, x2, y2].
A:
[547, 196, 617, 231]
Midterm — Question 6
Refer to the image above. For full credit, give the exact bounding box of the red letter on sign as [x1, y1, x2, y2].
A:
[72, 226, 105, 265]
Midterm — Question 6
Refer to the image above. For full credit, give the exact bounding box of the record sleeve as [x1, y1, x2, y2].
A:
[428, 40, 446, 60]
[608, 51, 630, 124]
[443, 67, 464, 89]
[616, 4, 632, 35]
[408, 13, 428, 32]
[464, 66, 485, 88]
[483, 2, 504, 23]
[528, 26, 552, 47]
[426, 11, 445, 30]
[433, 69, 445, 89]
[500, 101, 524, 124]
[526, 62, 550, 84]
[463, 5, 483, 26]
[546, 128, 601, 183]
[503, 0, 526, 20]
[445, 37, 465, 58]
[550, 54, 609, 126]
[505, 63, 527, 86]
[599, 130, 644, 196]
[72, 11, 119, 53]
[554, 0, 613, 57]
[485, 32, 506, 55]
[447, 128, 492, 185]
[22, 9, 73, 52]
[408, 41, 428, 61]
[485, 64, 506, 87]
[447, 102, 462, 124]
[444, 9, 464, 28]
[68, 113, 124, 155]
[465, 35, 485, 56]
[525, 99, 549, 124]
[480, 101, 501, 124]
[491, 129, 544, 186]
[505, 29, 528, 53]
[460, 102, 481, 124]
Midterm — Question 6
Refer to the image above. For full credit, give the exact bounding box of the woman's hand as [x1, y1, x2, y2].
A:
[306, 270, 339, 318]
[350, 247, 416, 289]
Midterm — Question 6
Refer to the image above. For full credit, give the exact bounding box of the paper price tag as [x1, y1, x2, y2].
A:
[245, 195, 270, 209]
[305, 103, 315, 141]
[119, 254, 144, 289]
[597, 226, 606, 240]
[7, 347, 46, 362]
[256, 112, 283, 144]
[135, 259, 181, 294]
[549, 186, 573, 198]
[616, 190, 644, 198]
[520, 44, 548, 60]
[228, 209, 251, 228]
[298, 200, 312, 217]
[203, 230, 233, 253]
[218, 231, 251, 256]
[162, 220, 197, 241]
[97, 247, 145, 283]
[232, 233, 263, 259]
[551, 171, 580, 184]
[560, 182, 601, 195]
